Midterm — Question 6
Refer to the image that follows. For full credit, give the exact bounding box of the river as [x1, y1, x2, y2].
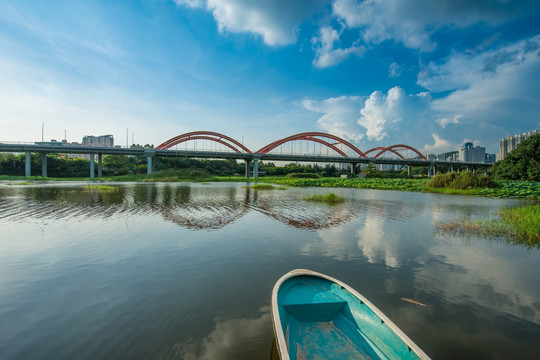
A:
[0, 182, 539, 359]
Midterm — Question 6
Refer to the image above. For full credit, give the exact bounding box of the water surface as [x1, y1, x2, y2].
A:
[0, 182, 539, 359]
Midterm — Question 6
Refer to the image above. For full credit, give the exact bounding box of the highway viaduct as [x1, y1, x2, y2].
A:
[0, 141, 492, 180]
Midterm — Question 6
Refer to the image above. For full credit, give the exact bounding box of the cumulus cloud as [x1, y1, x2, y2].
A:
[357, 87, 431, 141]
[332, 0, 540, 51]
[423, 133, 456, 153]
[436, 114, 463, 128]
[302, 95, 366, 141]
[175, 0, 329, 46]
[312, 26, 366, 68]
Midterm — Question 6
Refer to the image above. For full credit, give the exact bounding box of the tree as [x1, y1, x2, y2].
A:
[491, 133, 540, 181]
[364, 163, 378, 178]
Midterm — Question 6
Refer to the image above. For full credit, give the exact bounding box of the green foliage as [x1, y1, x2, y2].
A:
[0, 153, 240, 178]
[491, 133, 540, 181]
[437, 205, 540, 247]
[285, 172, 320, 178]
[257, 177, 539, 199]
[249, 184, 275, 190]
[304, 193, 344, 204]
[425, 171, 496, 189]
[364, 163, 379, 178]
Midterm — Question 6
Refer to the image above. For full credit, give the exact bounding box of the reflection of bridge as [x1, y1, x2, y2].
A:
[0, 131, 491, 178]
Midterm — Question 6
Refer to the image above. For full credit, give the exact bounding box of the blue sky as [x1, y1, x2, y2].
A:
[1, 0, 539, 154]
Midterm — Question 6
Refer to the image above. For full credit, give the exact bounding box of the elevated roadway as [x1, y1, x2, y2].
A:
[0, 142, 492, 179]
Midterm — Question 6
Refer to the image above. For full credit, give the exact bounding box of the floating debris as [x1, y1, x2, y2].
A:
[401, 298, 427, 307]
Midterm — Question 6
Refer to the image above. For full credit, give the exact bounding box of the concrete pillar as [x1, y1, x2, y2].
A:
[25, 151, 31, 177]
[407, 166, 411, 176]
[90, 154, 95, 179]
[484, 167, 488, 176]
[146, 155, 153, 174]
[350, 163, 355, 175]
[245, 160, 250, 179]
[144, 150, 155, 175]
[428, 164, 433, 178]
[41, 153, 47, 177]
[253, 157, 259, 180]
[98, 153, 102, 178]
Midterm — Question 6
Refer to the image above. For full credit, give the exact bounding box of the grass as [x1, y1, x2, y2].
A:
[437, 204, 540, 248]
[85, 185, 120, 192]
[304, 193, 344, 204]
[258, 176, 540, 200]
[246, 184, 276, 190]
[2, 173, 539, 200]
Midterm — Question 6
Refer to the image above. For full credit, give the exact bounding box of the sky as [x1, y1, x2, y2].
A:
[1, 0, 539, 154]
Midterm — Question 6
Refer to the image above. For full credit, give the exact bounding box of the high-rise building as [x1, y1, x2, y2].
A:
[459, 142, 485, 163]
[497, 129, 539, 160]
[82, 135, 114, 147]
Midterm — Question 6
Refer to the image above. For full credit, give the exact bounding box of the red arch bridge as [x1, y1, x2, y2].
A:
[0, 131, 491, 179]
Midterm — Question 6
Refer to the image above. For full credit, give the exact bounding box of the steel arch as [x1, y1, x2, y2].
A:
[257, 132, 367, 158]
[364, 147, 406, 160]
[156, 131, 251, 153]
[371, 144, 427, 161]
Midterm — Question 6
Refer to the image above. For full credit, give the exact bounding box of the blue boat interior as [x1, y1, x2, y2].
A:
[278, 275, 422, 360]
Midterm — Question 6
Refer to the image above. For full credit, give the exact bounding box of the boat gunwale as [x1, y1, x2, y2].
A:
[271, 268, 431, 360]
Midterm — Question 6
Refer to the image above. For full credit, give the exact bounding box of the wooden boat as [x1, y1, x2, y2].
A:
[272, 269, 430, 360]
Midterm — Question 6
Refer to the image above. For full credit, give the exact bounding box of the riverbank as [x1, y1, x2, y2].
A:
[1, 174, 539, 200]
[438, 204, 540, 247]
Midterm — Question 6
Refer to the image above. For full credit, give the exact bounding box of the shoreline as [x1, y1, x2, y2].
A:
[1, 175, 539, 200]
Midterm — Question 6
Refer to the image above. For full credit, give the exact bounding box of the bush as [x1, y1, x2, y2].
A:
[285, 172, 320, 178]
[426, 171, 496, 189]
[491, 133, 540, 181]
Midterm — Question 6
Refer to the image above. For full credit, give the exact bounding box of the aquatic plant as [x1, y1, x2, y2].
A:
[437, 204, 540, 248]
[304, 193, 344, 204]
[426, 171, 496, 189]
[250, 184, 275, 190]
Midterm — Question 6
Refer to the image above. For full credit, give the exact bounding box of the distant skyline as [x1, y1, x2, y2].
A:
[1, 0, 539, 153]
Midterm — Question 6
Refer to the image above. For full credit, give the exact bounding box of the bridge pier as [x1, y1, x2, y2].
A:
[407, 166, 411, 176]
[98, 154, 103, 178]
[253, 157, 260, 180]
[145, 150, 156, 174]
[41, 153, 47, 177]
[428, 163, 433, 178]
[25, 151, 31, 177]
[350, 163, 355, 175]
[244, 160, 251, 179]
[90, 154, 95, 179]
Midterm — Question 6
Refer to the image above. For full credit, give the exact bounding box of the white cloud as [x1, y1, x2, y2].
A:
[302, 95, 366, 141]
[176, 0, 329, 46]
[423, 133, 456, 154]
[175, 0, 204, 8]
[388, 62, 402, 77]
[357, 86, 431, 141]
[332, 0, 539, 51]
[423, 35, 540, 134]
[436, 114, 463, 128]
[312, 26, 366, 68]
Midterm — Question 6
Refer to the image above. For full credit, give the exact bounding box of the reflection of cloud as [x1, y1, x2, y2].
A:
[177, 307, 272, 360]
[302, 225, 363, 261]
[356, 217, 400, 268]
[420, 237, 540, 324]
